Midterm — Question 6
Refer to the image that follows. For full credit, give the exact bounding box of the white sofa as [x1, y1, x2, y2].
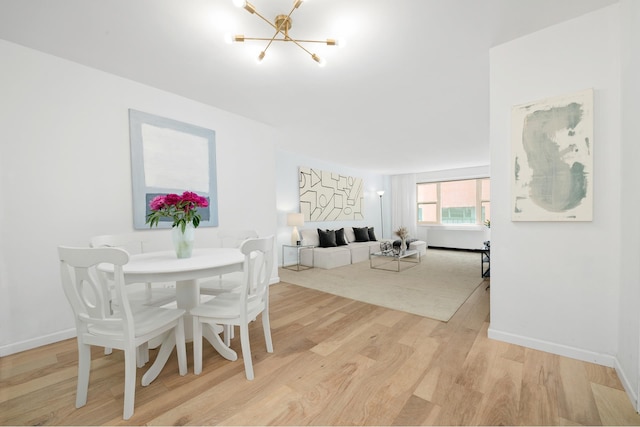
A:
[298, 227, 427, 269]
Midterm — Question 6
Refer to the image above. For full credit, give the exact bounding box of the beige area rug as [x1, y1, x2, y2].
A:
[278, 248, 485, 322]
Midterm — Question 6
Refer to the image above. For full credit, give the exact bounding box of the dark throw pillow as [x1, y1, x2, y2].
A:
[367, 227, 377, 241]
[353, 227, 370, 242]
[318, 228, 337, 247]
[335, 228, 348, 246]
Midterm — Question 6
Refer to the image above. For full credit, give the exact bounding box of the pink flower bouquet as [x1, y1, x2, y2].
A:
[146, 191, 209, 231]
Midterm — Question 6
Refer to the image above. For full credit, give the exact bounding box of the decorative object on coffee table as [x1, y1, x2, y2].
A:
[394, 226, 409, 254]
[379, 241, 393, 255]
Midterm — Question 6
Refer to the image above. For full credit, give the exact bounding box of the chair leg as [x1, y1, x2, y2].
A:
[175, 318, 187, 376]
[123, 346, 137, 420]
[262, 312, 274, 353]
[76, 341, 91, 408]
[193, 317, 203, 375]
[223, 324, 231, 346]
[239, 322, 254, 380]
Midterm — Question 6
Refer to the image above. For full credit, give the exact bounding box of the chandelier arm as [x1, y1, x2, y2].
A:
[288, 38, 314, 56]
[260, 1, 301, 56]
[262, 19, 288, 54]
[288, 38, 334, 44]
[242, 37, 327, 43]
[251, 9, 285, 34]
[250, 2, 297, 40]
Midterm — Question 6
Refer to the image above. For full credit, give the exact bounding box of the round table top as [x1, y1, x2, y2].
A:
[98, 248, 245, 284]
[123, 248, 244, 274]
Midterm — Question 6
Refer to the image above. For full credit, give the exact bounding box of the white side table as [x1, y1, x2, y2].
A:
[282, 244, 315, 271]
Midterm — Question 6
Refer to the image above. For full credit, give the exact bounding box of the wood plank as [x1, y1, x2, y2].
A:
[392, 395, 441, 426]
[518, 347, 561, 425]
[556, 356, 603, 425]
[591, 382, 640, 426]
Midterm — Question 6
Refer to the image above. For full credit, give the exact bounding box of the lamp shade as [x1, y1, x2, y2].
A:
[287, 213, 304, 245]
[287, 213, 304, 227]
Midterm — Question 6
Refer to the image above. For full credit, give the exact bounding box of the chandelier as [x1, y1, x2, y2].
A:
[228, 0, 341, 66]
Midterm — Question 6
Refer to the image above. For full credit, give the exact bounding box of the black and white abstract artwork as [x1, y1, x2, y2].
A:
[299, 166, 364, 221]
[511, 89, 593, 221]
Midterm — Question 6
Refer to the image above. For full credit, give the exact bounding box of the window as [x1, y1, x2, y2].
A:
[417, 178, 490, 225]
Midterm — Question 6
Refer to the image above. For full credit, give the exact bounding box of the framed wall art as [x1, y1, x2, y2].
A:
[299, 166, 364, 221]
[129, 109, 219, 229]
[511, 89, 594, 221]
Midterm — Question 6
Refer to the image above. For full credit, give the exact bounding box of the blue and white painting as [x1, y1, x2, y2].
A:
[129, 109, 219, 229]
[511, 89, 593, 221]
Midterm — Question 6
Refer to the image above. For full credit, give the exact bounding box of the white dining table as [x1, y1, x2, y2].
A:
[99, 247, 245, 375]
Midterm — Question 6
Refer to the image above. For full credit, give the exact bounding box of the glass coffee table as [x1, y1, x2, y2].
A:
[370, 249, 421, 272]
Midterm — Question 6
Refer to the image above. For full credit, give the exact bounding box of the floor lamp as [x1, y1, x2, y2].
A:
[377, 190, 385, 238]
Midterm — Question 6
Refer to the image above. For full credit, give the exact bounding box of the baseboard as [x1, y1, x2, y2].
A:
[487, 327, 616, 367]
[0, 328, 76, 357]
[614, 357, 640, 413]
[428, 246, 482, 253]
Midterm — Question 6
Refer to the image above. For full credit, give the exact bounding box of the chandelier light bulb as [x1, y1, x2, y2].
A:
[223, 33, 233, 44]
[312, 54, 326, 67]
[232, 0, 246, 8]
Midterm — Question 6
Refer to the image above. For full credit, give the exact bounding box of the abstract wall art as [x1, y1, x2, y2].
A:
[129, 109, 219, 229]
[511, 89, 594, 221]
[299, 167, 364, 221]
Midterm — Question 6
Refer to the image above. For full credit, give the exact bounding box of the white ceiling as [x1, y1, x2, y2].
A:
[0, 0, 618, 174]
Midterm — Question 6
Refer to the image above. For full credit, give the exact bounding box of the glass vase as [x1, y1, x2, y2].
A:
[172, 222, 195, 259]
[401, 237, 407, 254]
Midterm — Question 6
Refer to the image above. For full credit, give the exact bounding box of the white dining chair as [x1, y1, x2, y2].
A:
[91, 233, 178, 365]
[198, 229, 259, 298]
[191, 235, 274, 380]
[90, 233, 177, 307]
[58, 246, 187, 420]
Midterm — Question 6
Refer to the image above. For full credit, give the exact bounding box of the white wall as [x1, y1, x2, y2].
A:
[0, 40, 278, 355]
[275, 149, 389, 266]
[489, 4, 622, 369]
[618, 0, 640, 410]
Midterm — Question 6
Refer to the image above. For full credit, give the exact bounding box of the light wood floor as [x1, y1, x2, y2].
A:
[2, 276, 639, 426]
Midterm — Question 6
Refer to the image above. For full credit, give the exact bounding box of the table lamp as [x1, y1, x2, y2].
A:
[287, 213, 304, 245]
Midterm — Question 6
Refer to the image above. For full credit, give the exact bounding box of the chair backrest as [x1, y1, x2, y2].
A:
[90, 234, 147, 302]
[90, 233, 145, 255]
[58, 246, 135, 339]
[239, 236, 274, 307]
[218, 229, 259, 248]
